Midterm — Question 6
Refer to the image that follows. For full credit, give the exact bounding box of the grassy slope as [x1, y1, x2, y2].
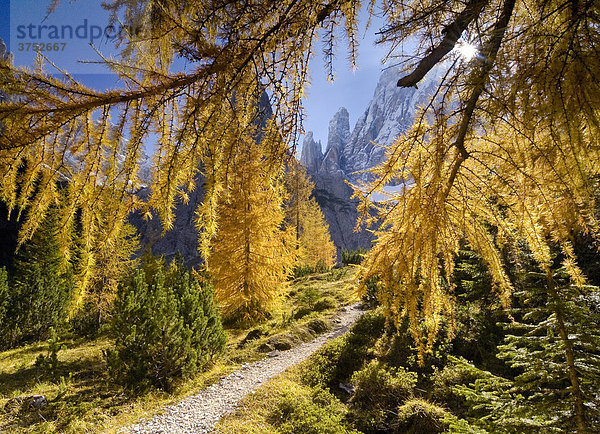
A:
[0, 267, 358, 433]
[216, 362, 358, 434]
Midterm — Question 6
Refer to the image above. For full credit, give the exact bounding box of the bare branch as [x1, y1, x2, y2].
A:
[444, 0, 516, 198]
[397, 0, 488, 88]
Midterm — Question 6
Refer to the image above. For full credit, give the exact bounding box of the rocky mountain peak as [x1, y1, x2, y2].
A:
[0, 39, 7, 59]
[326, 107, 350, 153]
[299, 131, 323, 174]
[319, 107, 350, 174]
[297, 67, 441, 253]
[341, 66, 443, 180]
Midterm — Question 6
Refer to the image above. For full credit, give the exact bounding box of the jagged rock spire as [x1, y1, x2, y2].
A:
[0, 39, 6, 59]
[320, 107, 350, 174]
[299, 131, 323, 174]
[326, 107, 350, 152]
[342, 66, 443, 179]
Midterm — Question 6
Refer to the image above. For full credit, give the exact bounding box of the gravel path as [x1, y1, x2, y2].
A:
[124, 303, 364, 434]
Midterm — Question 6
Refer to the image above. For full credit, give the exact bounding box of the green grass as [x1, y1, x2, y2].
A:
[217, 367, 359, 434]
[0, 266, 358, 433]
[216, 309, 462, 434]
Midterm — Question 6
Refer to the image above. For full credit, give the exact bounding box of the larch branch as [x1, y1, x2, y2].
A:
[397, 0, 489, 88]
[444, 0, 516, 197]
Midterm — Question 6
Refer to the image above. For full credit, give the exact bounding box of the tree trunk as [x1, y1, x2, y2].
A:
[545, 269, 587, 433]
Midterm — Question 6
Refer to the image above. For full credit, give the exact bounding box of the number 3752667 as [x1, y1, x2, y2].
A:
[18, 43, 67, 52]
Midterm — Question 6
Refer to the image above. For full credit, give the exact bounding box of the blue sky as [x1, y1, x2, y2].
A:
[0, 0, 389, 149]
[1, 0, 124, 88]
[302, 10, 388, 150]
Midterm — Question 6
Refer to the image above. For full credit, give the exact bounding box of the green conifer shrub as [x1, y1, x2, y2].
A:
[374, 316, 452, 384]
[341, 247, 367, 266]
[104, 256, 226, 391]
[395, 398, 453, 434]
[35, 326, 67, 382]
[349, 362, 417, 432]
[429, 356, 494, 419]
[291, 260, 328, 279]
[267, 383, 357, 434]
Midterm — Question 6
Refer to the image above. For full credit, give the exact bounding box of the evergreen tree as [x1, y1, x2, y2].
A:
[203, 132, 296, 321]
[0, 210, 74, 348]
[456, 267, 600, 432]
[168, 255, 226, 365]
[451, 248, 509, 373]
[1, 0, 599, 375]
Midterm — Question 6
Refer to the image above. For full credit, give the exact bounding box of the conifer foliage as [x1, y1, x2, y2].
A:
[297, 198, 337, 268]
[285, 161, 336, 272]
[455, 266, 600, 432]
[71, 221, 140, 336]
[498, 271, 599, 430]
[0, 1, 599, 408]
[203, 132, 295, 322]
[0, 210, 74, 349]
[354, 0, 600, 365]
[105, 255, 225, 391]
[0, 0, 359, 294]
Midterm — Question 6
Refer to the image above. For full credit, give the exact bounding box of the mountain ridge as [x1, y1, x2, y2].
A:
[299, 66, 441, 252]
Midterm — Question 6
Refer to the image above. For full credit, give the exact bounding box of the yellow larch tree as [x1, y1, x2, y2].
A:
[285, 160, 336, 270]
[75, 221, 140, 325]
[1, 2, 600, 426]
[203, 125, 296, 321]
[352, 1, 600, 429]
[352, 0, 600, 341]
[0, 0, 362, 301]
[298, 197, 337, 270]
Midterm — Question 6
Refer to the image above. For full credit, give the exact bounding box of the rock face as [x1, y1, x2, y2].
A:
[342, 67, 442, 179]
[321, 107, 350, 175]
[327, 107, 350, 152]
[129, 181, 205, 267]
[311, 172, 371, 254]
[299, 132, 323, 174]
[301, 68, 441, 252]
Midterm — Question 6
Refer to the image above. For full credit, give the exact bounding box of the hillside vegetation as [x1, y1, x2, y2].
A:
[0, 267, 358, 433]
[219, 249, 600, 433]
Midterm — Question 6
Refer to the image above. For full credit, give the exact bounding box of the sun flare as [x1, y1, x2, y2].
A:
[456, 42, 478, 61]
